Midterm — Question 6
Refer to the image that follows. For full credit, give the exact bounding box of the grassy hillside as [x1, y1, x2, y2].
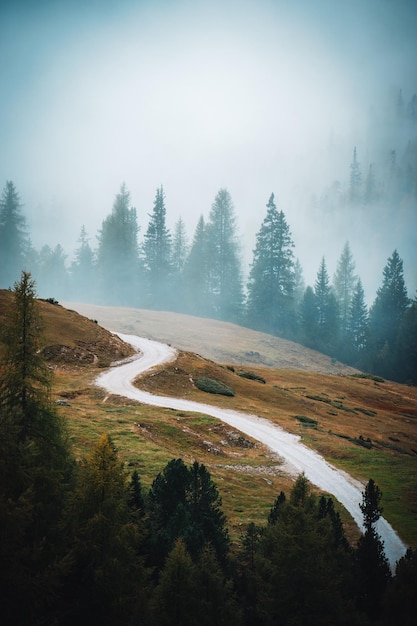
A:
[2, 291, 417, 548]
[63, 301, 359, 374]
[0, 290, 134, 366]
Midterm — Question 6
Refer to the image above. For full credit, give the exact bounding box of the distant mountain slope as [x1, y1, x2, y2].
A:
[64, 302, 359, 374]
[0, 290, 134, 366]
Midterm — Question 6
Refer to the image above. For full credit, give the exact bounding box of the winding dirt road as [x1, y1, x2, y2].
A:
[96, 333, 407, 571]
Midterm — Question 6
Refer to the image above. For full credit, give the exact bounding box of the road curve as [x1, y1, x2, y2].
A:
[96, 333, 407, 571]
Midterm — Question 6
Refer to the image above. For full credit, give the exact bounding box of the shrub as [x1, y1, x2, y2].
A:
[237, 371, 266, 383]
[294, 415, 318, 428]
[195, 377, 235, 397]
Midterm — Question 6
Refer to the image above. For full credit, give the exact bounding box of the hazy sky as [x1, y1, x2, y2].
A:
[1, 0, 416, 299]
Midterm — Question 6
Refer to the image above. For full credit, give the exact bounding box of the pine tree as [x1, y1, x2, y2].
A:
[70, 225, 96, 301]
[293, 257, 305, 308]
[395, 292, 417, 384]
[186, 461, 229, 565]
[0, 181, 28, 288]
[142, 186, 172, 309]
[64, 434, 143, 624]
[360, 479, 383, 533]
[0, 272, 74, 624]
[367, 250, 409, 378]
[246, 193, 295, 337]
[257, 475, 355, 625]
[355, 479, 391, 620]
[347, 279, 368, 362]
[37, 243, 70, 299]
[146, 459, 229, 568]
[205, 188, 243, 323]
[314, 257, 340, 354]
[182, 215, 210, 316]
[96, 183, 140, 306]
[298, 286, 318, 349]
[150, 538, 199, 626]
[333, 242, 357, 338]
[170, 216, 189, 311]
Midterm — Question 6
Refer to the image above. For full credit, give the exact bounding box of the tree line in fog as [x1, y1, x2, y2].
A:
[0, 170, 416, 384]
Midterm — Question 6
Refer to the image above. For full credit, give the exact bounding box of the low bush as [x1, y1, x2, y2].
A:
[237, 371, 266, 383]
[195, 377, 235, 397]
[294, 415, 318, 428]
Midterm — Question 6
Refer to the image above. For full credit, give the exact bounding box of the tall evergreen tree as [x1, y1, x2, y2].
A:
[256, 475, 355, 626]
[150, 538, 199, 626]
[246, 193, 295, 337]
[36, 243, 70, 299]
[314, 257, 340, 354]
[395, 292, 417, 384]
[142, 186, 172, 309]
[63, 434, 144, 625]
[182, 215, 210, 317]
[354, 479, 391, 620]
[96, 183, 140, 306]
[205, 188, 243, 323]
[333, 242, 357, 338]
[367, 250, 409, 378]
[347, 279, 368, 362]
[170, 216, 189, 311]
[293, 257, 305, 308]
[146, 459, 229, 568]
[0, 181, 28, 288]
[0, 272, 74, 625]
[70, 225, 96, 302]
[298, 285, 319, 349]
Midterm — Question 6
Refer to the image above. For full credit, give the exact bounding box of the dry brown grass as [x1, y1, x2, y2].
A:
[63, 301, 359, 373]
[2, 292, 417, 547]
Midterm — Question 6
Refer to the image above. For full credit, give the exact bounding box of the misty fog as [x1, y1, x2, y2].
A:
[1, 0, 416, 301]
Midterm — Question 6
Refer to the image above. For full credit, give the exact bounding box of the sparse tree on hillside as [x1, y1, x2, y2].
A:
[142, 186, 173, 309]
[0, 181, 28, 288]
[96, 183, 141, 306]
[205, 188, 243, 323]
[246, 193, 295, 337]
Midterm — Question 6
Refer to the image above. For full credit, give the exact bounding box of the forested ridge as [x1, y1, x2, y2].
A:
[1, 273, 416, 625]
